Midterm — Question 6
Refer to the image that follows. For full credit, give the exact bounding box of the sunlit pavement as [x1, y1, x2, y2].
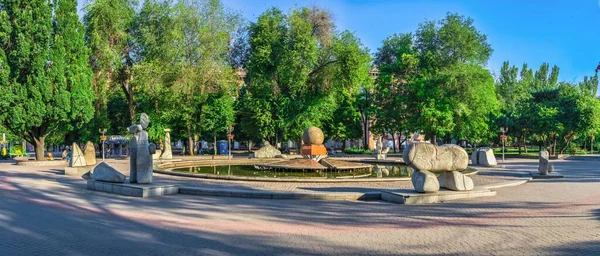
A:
[1, 159, 599, 255]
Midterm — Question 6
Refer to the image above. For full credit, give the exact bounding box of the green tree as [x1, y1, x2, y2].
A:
[202, 91, 236, 155]
[244, 7, 371, 146]
[131, 0, 240, 154]
[373, 13, 497, 143]
[0, 0, 94, 160]
[84, 0, 136, 126]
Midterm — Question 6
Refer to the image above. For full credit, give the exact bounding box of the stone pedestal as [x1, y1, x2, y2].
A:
[301, 145, 327, 157]
[87, 180, 178, 198]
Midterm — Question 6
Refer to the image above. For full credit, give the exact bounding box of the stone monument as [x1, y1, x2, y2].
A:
[538, 150, 550, 175]
[69, 142, 87, 167]
[160, 128, 173, 160]
[92, 162, 126, 183]
[83, 141, 96, 166]
[128, 113, 156, 184]
[373, 137, 390, 160]
[302, 127, 328, 161]
[251, 141, 282, 158]
[403, 142, 473, 193]
[471, 147, 497, 166]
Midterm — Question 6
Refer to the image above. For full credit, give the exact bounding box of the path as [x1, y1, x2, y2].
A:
[0, 159, 599, 255]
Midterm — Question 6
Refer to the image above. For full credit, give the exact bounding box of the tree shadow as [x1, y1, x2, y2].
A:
[0, 171, 361, 255]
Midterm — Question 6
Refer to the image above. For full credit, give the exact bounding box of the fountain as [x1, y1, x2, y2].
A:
[254, 126, 372, 172]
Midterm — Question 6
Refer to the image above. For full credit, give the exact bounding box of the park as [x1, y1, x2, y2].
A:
[1, 0, 599, 255]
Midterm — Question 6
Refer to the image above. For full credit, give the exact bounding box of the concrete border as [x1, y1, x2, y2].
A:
[155, 169, 414, 183]
[17, 160, 67, 167]
[381, 187, 497, 204]
[530, 171, 564, 179]
[87, 180, 179, 198]
[155, 163, 478, 183]
[178, 186, 381, 201]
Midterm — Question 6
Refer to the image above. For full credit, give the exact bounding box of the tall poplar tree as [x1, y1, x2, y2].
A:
[0, 0, 94, 160]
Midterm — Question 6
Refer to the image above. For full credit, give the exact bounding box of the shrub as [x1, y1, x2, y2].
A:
[343, 147, 373, 154]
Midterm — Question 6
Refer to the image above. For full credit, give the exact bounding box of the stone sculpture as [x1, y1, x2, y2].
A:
[301, 127, 327, 161]
[403, 143, 469, 172]
[128, 113, 156, 184]
[160, 128, 173, 160]
[411, 170, 439, 193]
[538, 150, 550, 175]
[437, 171, 474, 191]
[252, 141, 282, 158]
[403, 142, 472, 193]
[69, 142, 87, 167]
[373, 137, 390, 160]
[92, 162, 126, 183]
[471, 147, 497, 166]
[83, 141, 96, 166]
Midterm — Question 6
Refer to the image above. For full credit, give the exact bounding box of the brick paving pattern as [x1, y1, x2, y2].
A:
[0, 158, 599, 255]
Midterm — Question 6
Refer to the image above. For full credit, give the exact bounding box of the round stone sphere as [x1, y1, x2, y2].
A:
[303, 126, 324, 145]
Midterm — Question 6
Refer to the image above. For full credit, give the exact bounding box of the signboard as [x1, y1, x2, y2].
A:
[227, 134, 235, 140]
[100, 135, 108, 141]
[500, 135, 507, 141]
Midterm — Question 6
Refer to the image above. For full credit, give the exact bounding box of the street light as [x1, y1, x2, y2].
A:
[500, 127, 508, 163]
[99, 128, 107, 161]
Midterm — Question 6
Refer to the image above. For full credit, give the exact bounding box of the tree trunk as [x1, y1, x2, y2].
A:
[213, 132, 217, 156]
[186, 126, 194, 156]
[552, 137, 557, 156]
[363, 118, 369, 150]
[524, 132, 528, 153]
[518, 135, 523, 155]
[33, 136, 46, 161]
[391, 133, 396, 153]
[126, 90, 135, 123]
[559, 132, 575, 155]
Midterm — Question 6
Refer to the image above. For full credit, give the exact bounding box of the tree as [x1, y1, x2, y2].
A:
[373, 13, 497, 144]
[202, 91, 236, 154]
[131, 0, 240, 155]
[243, 7, 371, 146]
[84, 0, 136, 125]
[0, 0, 94, 160]
[372, 33, 417, 151]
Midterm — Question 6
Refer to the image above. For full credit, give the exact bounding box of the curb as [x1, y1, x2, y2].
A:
[178, 186, 382, 201]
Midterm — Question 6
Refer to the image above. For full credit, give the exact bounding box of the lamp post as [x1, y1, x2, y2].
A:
[99, 129, 107, 162]
[500, 127, 508, 163]
[227, 126, 234, 160]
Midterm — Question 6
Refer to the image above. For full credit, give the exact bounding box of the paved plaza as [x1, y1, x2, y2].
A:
[1, 158, 599, 255]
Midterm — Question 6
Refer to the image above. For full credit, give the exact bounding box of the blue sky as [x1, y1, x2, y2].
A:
[78, 0, 600, 82]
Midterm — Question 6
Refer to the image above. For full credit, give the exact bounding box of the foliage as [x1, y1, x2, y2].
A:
[372, 13, 498, 143]
[240, 7, 372, 145]
[0, 0, 94, 160]
[343, 147, 373, 154]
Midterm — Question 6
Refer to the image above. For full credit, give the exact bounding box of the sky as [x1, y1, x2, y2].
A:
[77, 0, 600, 82]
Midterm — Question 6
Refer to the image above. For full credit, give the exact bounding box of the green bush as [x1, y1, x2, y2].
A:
[343, 147, 373, 154]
